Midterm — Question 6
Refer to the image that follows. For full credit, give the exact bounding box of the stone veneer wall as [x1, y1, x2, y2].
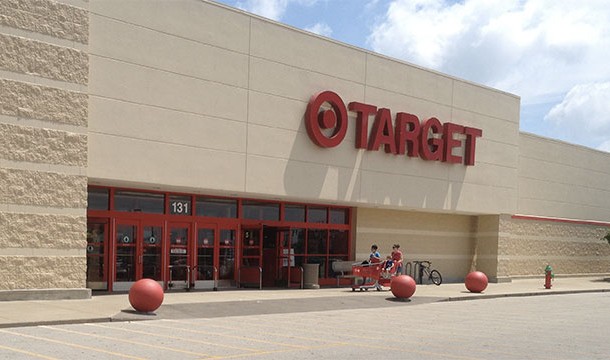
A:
[0, 0, 89, 298]
[498, 215, 610, 278]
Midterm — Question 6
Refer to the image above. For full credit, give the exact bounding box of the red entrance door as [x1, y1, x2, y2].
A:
[167, 222, 192, 290]
[193, 223, 217, 290]
[113, 219, 164, 292]
[86, 219, 109, 290]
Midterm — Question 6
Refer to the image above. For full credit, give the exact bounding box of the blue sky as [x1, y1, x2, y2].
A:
[213, 0, 610, 152]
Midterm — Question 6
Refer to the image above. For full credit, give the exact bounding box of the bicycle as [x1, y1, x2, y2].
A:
[417, 260, 442, 285]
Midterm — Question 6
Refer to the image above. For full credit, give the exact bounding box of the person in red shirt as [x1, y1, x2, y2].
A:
[391, 244, 404, 275]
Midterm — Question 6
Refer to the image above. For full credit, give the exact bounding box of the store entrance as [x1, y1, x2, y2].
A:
[261, 226, 300, 288]
[241, 226, 289, 288]
[113, 219, 163, 292]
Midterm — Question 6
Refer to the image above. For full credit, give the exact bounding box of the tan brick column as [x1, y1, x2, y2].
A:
[0, 0, 89, 299]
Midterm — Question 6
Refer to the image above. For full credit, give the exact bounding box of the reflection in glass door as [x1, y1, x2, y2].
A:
[142, 225, 162, 280]
[194, 225, 216, 290]
[168, 223, 190, 289]
[86, 220, 108, 290]
[115, 222, 137, 286]
[219, 229, 236, 281]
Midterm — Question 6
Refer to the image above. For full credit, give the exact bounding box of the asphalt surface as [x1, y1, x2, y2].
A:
[2, 276, 610, 327]
[1, 292, 610, 359]
[0, 277, 609, 359]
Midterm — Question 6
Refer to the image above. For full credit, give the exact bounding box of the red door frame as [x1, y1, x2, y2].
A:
[86, 218, 110, 290]
[140, 219, 165, 283]
[87, 186, 352, 292]
[166, 222, 193, 288]
[111, 218, 165, 291]
[193, 222, 217, 284]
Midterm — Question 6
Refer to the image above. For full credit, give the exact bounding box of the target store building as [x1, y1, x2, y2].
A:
[1, 0, 610, 299]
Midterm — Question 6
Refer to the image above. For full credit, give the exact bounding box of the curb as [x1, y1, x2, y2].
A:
[0, 317, 112, 329]
[439, 288, 610, 302]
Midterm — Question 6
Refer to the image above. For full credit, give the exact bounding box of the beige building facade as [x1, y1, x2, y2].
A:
[1, 0, 609, 299]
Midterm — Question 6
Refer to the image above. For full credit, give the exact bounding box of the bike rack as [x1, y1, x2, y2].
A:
[192, 265, 219, 291]
[168, 264, 191, 290]
[405, 261, 424, 284]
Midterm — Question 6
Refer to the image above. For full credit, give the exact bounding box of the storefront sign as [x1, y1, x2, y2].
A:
[305, 91, 483, 166]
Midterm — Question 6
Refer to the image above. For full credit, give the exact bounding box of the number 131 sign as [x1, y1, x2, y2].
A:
[170, 200, 190, 215]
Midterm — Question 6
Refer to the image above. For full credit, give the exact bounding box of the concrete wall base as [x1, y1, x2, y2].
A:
[491, 276, 513, 283]
[0, 288, 91, 302]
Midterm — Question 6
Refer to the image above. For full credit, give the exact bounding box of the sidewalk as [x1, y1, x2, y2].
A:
[1, 276, 609, 328]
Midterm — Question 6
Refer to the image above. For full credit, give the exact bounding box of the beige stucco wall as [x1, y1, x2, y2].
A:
[356, 208, 477, 282]
[2, 0, 607, 297]
[0, 0, 89, 296]
[518, 133, 610, 222]
[472, 215, 501, 281]
[87, 0, 520, 216]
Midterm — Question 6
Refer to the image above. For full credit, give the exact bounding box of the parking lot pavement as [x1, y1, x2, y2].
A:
[1, 276, 609, 328]
[1, 292, 610, 359]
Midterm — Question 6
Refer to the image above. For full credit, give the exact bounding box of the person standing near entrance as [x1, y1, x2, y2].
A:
[391, 244, 404, 275]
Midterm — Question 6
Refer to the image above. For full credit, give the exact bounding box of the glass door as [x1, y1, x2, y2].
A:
[218, 227, 236, 285]
[86, 219, 108, 290]
[168, 223, 191, 290]
[241, 227, 262, 288]
[278, 228, 295, 286]
[113, 220, 164, 291]
[114, 220, 138, 291]
[194, 224, 216, 290]
[142, 223, 163, 281]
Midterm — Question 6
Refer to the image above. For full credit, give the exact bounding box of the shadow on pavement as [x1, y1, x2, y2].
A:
[112, 294, 442, 322]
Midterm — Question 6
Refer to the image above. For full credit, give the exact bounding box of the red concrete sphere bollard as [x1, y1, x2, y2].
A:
[129, 278, 164, 313]
[391, 275, 416, 299]
[465, 271, 488, 293]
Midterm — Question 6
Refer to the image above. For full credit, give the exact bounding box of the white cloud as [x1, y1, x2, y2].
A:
[235, 0, 319, 21]
[367, 0, 610, 103]
[235, 0, 289, 20]
[544, 82, 610, 149]
[304, 22, 333, 37]
[598, 140, 610, 153]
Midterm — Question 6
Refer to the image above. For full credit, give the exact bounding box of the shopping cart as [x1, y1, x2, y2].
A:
[351, 259, 401, 291]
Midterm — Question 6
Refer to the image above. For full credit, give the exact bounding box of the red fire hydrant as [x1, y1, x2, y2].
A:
[544, 264, 554, 289]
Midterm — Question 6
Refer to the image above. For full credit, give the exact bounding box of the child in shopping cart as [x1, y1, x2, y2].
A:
[381, 255, 395, 278]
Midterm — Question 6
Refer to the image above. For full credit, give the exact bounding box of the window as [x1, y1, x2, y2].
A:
[307, 207, 327, 223]
[243, 201, 279, 221]
[329, 230, 348, 254]
[330, 208, 348, 224]
[284, 205, 305, 222]
[88, 188, 109, 210]
[307, 229, 328, 254]
[196, 197, 237, 218]
[114, 191, 164, 214]
[290, 228, 305, 254]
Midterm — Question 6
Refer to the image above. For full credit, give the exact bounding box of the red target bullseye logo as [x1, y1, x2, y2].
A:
[305, 91, 348, 148]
